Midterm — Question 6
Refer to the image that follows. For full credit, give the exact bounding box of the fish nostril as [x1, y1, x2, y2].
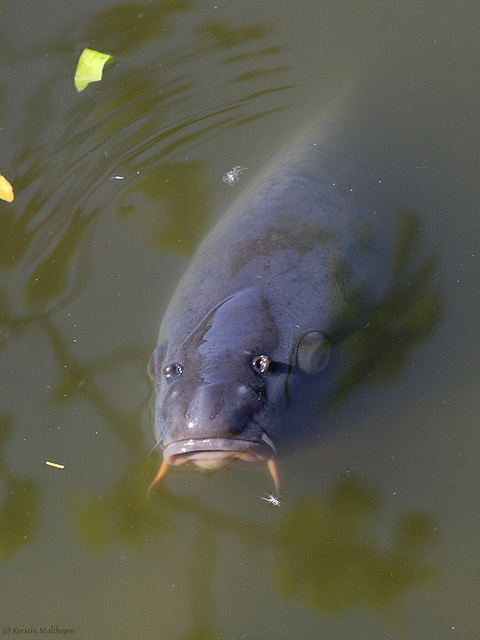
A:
[248, 383, 267, 401]
[209, 397, 225, 421]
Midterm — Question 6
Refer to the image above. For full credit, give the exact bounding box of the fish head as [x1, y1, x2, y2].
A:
[148, 288, 332, 493]
[149, 289, 282, 469]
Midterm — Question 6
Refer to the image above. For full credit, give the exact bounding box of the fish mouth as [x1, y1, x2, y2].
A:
[147, 434, 279, 496]
[163, 437, 275, 469]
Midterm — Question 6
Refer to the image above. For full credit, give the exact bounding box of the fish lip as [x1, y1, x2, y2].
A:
[163, 437, 275, 466]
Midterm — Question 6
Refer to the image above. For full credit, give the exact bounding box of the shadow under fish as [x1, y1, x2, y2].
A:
[147, 120, 440, 495]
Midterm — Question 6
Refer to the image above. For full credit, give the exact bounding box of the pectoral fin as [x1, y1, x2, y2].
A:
[297, 331, 331, 375]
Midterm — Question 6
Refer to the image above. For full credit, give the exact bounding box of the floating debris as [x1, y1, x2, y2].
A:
[74, 48, 116, 93]
[0, 174, 14, 202]
[222, 165, 247, 186]
[45, 461, 65, 469]
[261, 493, 282, 507]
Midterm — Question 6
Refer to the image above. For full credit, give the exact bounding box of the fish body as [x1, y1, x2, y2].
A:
[149, 126, 389, 488]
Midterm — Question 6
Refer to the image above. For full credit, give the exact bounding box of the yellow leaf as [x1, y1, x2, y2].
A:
[0, 175, 14, 202]
[74, 48, 116, 93]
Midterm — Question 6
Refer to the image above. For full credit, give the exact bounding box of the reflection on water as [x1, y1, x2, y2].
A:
[0, 414, 41, 561]
[273, 475, 438, 615]
[0, 1, 295, 308]
[73, 470, 438, 637]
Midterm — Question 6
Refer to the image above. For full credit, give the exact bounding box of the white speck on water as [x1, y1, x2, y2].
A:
[222, 165, 247, 186]
[261, 493, 282, 507]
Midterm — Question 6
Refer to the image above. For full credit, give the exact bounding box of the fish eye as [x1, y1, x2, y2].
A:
[163, 362, 183, 380]
[252, 354, 272, 375]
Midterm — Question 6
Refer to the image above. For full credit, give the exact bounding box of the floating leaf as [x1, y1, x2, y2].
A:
[74, 48, 115, 93]
[0, 175, 14, 202]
